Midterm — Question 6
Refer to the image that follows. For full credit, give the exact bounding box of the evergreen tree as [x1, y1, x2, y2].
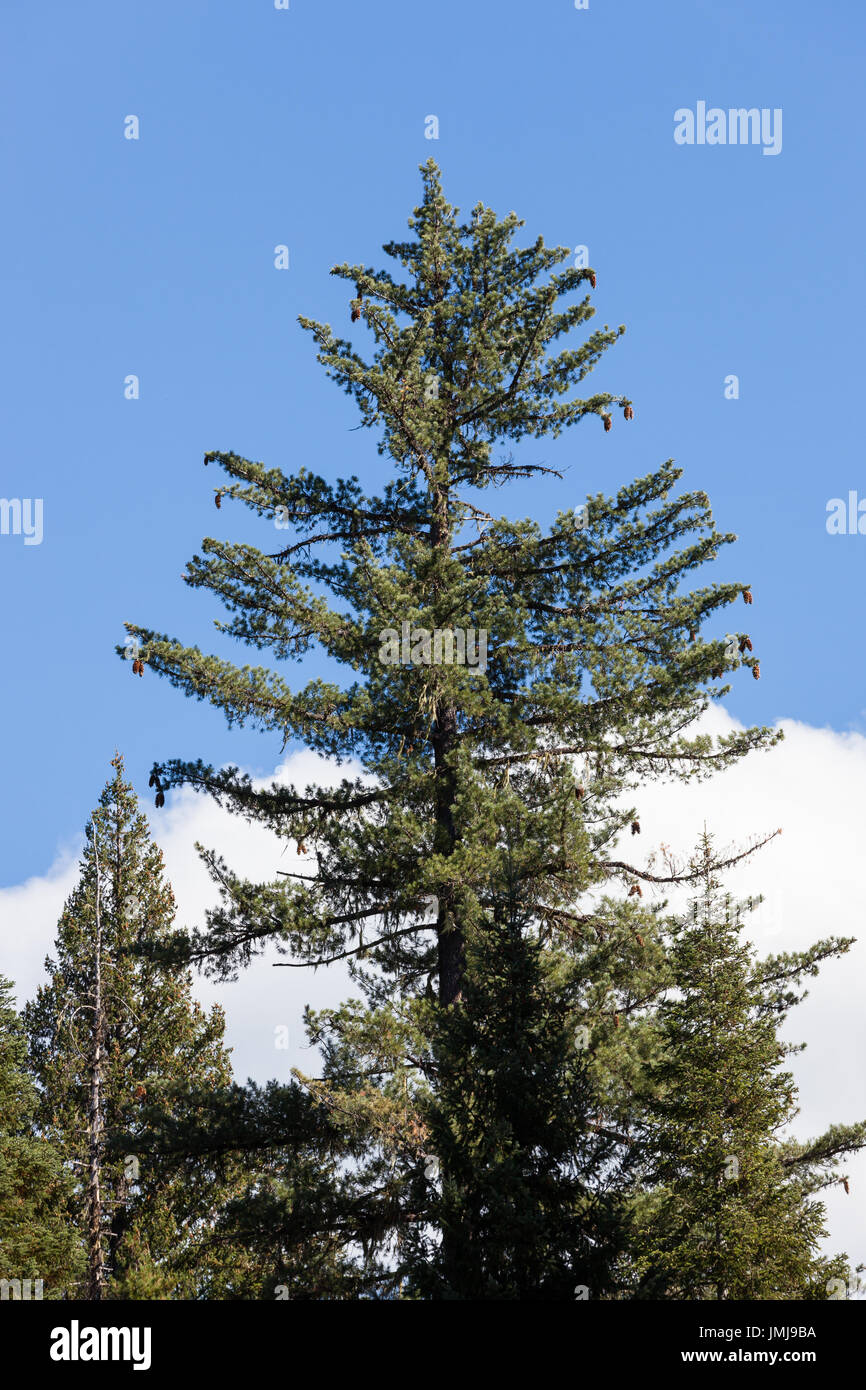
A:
[0, 975, 82, 1298]
[119, 162, 781, 1293]
[408, 894, 636, 1299]
[24, 755, 240, 1299]
[127, 1077, 379, 1299]
[630, 833, 865, 1300]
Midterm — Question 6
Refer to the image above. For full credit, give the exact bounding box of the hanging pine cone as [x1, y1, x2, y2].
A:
[743, 589, 753, 604]
[351, 299, 361, 322]
[631, 820, 640, 835]
[624, 404, 634, 420]
[131, 658, 139, 675]
[636, 933, 644, 947]
[752, 663, 760, 680]
[137, 661, 143, 677]
[297, 841, 307, 854]
[628, 883, 642, 898]
[589, 271, 597, 289]
[688, 629, 697, 642]
[148, 771, 158, 789]
[155, 790, 165, 809]
[603, 414, 612, 432]
[575, 786, 585, 800]
[744, 636, 753, 652]
[215, 492, 222, 509]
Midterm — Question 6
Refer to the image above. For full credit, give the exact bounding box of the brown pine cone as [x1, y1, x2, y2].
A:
[155, 790, 165, 809]
[603, 414, 612, 432]
[631, 820, 640, 835]
[589, 272, 597, 289]
[752, 663, 760, 680]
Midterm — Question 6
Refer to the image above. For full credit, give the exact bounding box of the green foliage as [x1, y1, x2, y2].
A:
[0, 975, 82, 1297]
[629, 833, 864, 1300]
[115, 163, 859, 1299]
[24, 755, 240, 1298]
[409, 906, 637, 1298]
[125, 1076, 375, 1299]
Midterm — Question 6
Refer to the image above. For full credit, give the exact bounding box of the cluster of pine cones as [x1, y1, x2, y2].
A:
[148, 769, 165, 809]
[602, 403, 634, 431]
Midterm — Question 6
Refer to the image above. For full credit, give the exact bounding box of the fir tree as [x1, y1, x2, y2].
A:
[630, 833, 866, 1300]
[119, 162, 781, 1292]
[0, 976, 82, 1298]
[127, 1077, 379, 1299]
[408, 896, 637, 1298]
[24, 755, 239, 1299]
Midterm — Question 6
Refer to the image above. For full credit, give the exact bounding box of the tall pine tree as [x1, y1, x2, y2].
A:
[630, 833, 866, 1300]
[24, 755, 240, 1299]
[119, 162, 782, 1293]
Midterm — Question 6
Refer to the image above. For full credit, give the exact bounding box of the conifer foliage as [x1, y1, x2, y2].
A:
[115, 163, 836, 1295]
[631, 834, 865, 1300]
[122, 160, 774, 1002]
[0, 975, 81, 1298]
[24, 755, 236, 1298]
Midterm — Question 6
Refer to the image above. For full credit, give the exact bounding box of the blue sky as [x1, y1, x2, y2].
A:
[2, 0, 865, 883]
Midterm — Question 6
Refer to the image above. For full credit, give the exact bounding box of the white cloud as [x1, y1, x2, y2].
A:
[0, 838, 82, 1008]
[151, 749, 358, 1087]
[3, 719, 864, 1287]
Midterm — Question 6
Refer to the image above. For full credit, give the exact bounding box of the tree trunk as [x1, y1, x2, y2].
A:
[430, 460, 464, 1005]
[86, 838, 106, 1301]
